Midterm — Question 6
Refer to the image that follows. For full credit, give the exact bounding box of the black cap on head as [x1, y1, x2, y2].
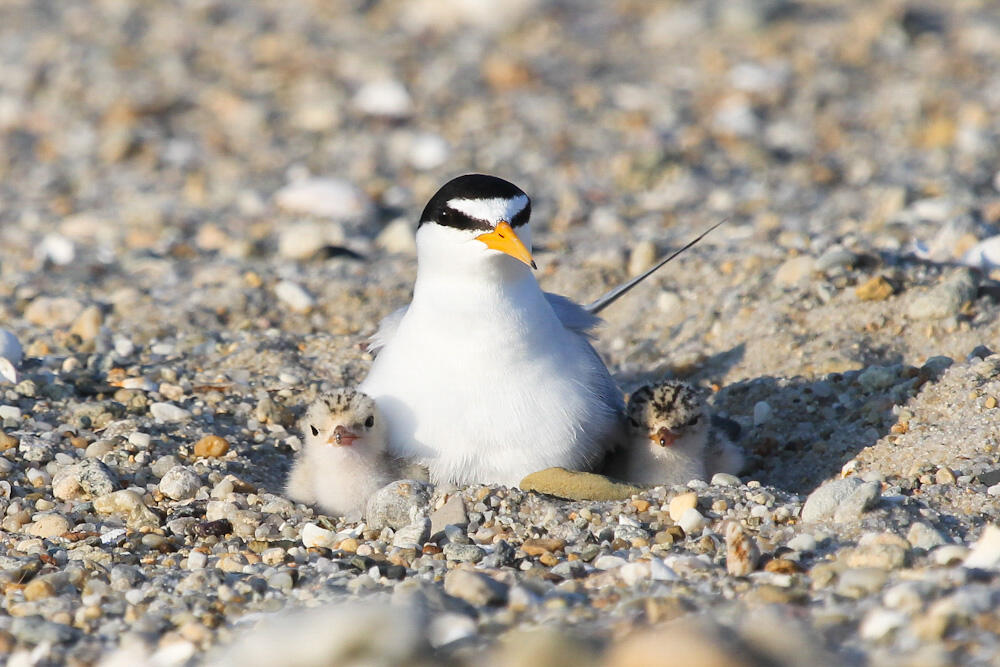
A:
[418, 174, 531, 231]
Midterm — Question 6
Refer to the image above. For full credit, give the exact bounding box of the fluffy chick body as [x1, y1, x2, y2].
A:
[615, 381, 743, 486]
[286, 389, 392, 518]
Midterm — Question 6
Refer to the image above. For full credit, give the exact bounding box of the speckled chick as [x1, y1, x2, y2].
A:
[286, 389, 392, 518]
[619, 380, 744, 486]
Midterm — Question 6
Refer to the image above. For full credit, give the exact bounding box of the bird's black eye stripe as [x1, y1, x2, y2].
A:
[511, 201, 531, 228]
[364, 415, 374, 428]
[310, 425, 319, 437]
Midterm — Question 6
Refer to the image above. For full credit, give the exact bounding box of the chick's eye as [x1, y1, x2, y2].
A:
[364, 416, 375, 428]
[310, 425, 319, 437]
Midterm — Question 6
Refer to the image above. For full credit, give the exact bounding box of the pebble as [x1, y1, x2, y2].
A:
[149, 402, 192, 422]
[859, 609, 907, 641]
[669, 492, 698, 521]
[519, 467, 642, 501]
[711, 473, 740, 487]
[677, 508, 707, 535]
[366, 480, 432, 530]
[158, 466, 202, 500]
[26, 513, 71, 538]
[725, 521, 760, 576]
[773, 256, 815, 286]
[855, 275, 895, 301]
[93, 490, 161, 529]
[443, 543, 485, 563]
[277, 220, 342, 260]
[443, 569, 508, 606]
[392, 518, 431, 549]
[275, 280, 315, 314]
[274, 177, 372, 222]
[52, 458, 118, 500]
[193, 435, 230, 458]
[752, 401, 773, 426]
[907, 269, 977, 320]
[0, 329, 23, 367]
[352, 80, 413, 118]
[831, 481, 881, 523]
[407, 133, 449, 170]
[627, 240, 657, 277]
[801, 477, 864, 522]
[429, 494, 468, 536]
[376, 218, 418, 255]
[24, 296, 84, 328]
[69, 305, 103, 342]
[963, 525, 1000, 569]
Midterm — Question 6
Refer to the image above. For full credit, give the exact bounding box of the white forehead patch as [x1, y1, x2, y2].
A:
[446, 194, 529, 224]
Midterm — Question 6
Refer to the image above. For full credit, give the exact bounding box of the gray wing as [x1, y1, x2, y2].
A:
[367, 306, 408, 354]
[544, 293, 602, 339]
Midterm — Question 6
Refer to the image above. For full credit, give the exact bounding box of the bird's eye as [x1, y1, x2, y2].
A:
[310, 425, 319, 437]
[364, 415, 375, 428]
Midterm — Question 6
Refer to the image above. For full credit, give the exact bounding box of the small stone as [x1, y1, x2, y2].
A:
[710, 473, 740, 487]
[725, 522, 760, 576]
[774, 255, 815, 286]
[832, 481, 881, 523]
[935, 467, 957, 485]
[628, 240, 657, 277]
[150, 402, 191, 422]
[275, 281, 315, 314]
[275, 178, 372, 222]
[407, 133, 449, 171]
[594, 555, 628, 570]
[429, 494, 468, 536]
[10, 616, 79, 645]
[52, 458, 118, 500]
[158, 466, 202, 501]
[859, 609, 907, 641]
[93, 490, 161, 529]
[392, 518, 431, 549]
[752, 401, 772, 426]
[836, 567, 888, 598]
[337, 537, 359, 553]
[932, 545, 969, 566]
[907, 269, 977, 320]
[365, 480, 432, 530]
[194, 435, 230, 458]
[375, 218, 417, 255]
[855, 276, 895, 301]
[26, 513, 71, 538]
[24, 296, 84, 328]
[669, 492, 698, 521]
[353, 79, 413, 118]
[69, 305, 103, 342]
[23, 578, 56, 601]
[522, 538, 566, 557]
[801, 477, 864, 522]
[964, 524, 1000, 569]
[906, 522, 946, 550]
[857, 366, 898, 392]
[843, 534, 909, 570]
[677, 508, 707, 535]
[519, 467, 642, 501]
[443, 543, 485, 563]
[444, 569, 508, 606]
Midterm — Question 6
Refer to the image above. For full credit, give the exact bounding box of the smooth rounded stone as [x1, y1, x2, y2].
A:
[158, 466, 202, 501]
[187, 551, 208, 570]
[443, 569, 508, 606]
[835, 568, 889, 599]
[407, 133, 449, 170]
[669, 491, 698, 521]
[816, 246, 858, 272]
[149, 402, 191, 422]
[275, 177, 372, 222]
[375, 218, 417, 255]
[963, 524, 1000, 569]
[752, 401, 773, 426]
[24, 296, 84, 328]
[277, 220, 343, 260]
[0, 405, 21, 421]
[773, 255, 815, 286]
[628, 240, 657, 277]
[677, 508, 707, 535]
[52, 459, 118, 500]
[10, 615, 80, 645]
[84, 439, 115, 458]
[392, 518, 431, 549]
[593, 555, 628, 571]
[443, 543, 485, 563]
[711, 473, 740, 487]
[26, 513, 71, 538]
[69, 305, 103, 342]
[275, 280, 315, 314]
[0, 330, 21, 382]
[92, 490, 161, 529]
[193, 435, 230, 458]
[352, 79, 413, 118]
[212, 602, 430, 665]
[365, 480, 432, 531]
[23, 578, 56, 601]
[151, 455, 181, 478]
[801, 477, 865, 522]
[522, 538, 566, 557]
[843, 534, 910, 570]
[429, 494, 468, 537]
[855, 275, 895, 301]
[519, 467, 642, 501]
[832, 481, 881, 523]
[785, 533, 816, 553]
[907, 522, 947, 550]
[857, 366, 899, 392]
[907, 269, 977, 320]
[859, 608, 907, 641]
[883, 581, 934, 613]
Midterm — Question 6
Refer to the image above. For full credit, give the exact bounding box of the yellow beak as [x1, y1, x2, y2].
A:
[475, 221, 536, 269]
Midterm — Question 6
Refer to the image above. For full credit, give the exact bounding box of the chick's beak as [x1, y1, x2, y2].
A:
[475, 221, 536, 269]
[651, 427, 678, 448]
[329, 425, 358, 447]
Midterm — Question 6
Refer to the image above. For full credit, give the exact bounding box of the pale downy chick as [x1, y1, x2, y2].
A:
[619, 380, 744, 487]
[286, 389, 392, 518]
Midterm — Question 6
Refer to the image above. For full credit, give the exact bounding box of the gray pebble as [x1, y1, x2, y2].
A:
[365, 480, 432, 531]
[443, 543, 485, 563]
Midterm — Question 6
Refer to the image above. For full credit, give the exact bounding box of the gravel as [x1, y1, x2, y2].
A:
[3, 0, 1000, 664]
